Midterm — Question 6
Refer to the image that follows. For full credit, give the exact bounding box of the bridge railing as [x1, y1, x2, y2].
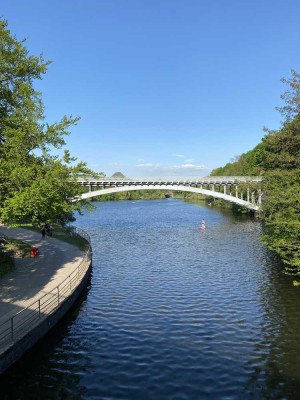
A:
[77, 176, 262, 184]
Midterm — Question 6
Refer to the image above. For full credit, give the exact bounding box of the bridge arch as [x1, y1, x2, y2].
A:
[78, 183, 260, 211]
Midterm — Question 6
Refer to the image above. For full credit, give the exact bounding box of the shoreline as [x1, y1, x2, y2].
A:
[0, 226, 92, 374]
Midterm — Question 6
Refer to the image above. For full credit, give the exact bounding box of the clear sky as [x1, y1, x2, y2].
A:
[1, 0, 300, 178]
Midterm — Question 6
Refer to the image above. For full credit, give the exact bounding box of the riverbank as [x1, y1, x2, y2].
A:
[0, 226, 92, 374]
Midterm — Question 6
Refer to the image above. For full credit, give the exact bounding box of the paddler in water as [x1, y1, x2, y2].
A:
[200, 219, 206, 230]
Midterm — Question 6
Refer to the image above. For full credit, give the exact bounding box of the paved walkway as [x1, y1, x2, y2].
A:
[0, 226, 84, 324]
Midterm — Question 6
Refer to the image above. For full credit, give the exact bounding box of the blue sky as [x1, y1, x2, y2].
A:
[2, 0, 300, 178]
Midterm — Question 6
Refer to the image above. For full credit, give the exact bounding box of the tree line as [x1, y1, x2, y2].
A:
[211, 70, 300, 283]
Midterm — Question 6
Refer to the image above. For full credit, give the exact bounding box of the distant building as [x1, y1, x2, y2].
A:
[111, 171, 126, 180]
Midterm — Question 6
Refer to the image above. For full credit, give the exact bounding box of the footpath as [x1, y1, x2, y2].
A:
[0, 226, 84, 324]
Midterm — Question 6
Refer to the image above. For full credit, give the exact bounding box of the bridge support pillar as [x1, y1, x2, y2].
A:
[236, 186, 238, 198]
[247, 187, 250, 202]
[258, 189, 262, 205]
[224, 185, 226, 195]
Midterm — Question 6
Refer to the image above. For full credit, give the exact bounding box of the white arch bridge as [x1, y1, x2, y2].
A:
[77, 176, 262, 211]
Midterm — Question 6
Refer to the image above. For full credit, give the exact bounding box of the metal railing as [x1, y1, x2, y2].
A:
[0, 229, 92, 353]
[66, 226, 92, 244]
[77, 176, 262, 184]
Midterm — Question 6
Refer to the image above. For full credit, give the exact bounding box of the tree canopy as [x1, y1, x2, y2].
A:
[0, 19, 92, 225]
[211, 71, 300, 282]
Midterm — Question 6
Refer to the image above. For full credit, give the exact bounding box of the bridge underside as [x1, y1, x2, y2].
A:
[79, 184, 259, 211]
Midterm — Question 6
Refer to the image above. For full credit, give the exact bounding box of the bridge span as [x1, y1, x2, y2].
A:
[77, 176, 262, 211]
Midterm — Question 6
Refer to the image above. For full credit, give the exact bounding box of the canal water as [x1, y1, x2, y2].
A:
[1, 199, 300, 399]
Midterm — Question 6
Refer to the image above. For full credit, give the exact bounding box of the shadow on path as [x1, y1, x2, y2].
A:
[0, 226, 83, 320]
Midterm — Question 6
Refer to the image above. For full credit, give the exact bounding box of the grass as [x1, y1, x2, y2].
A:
[49, 225, 88, 251]
[0, 251, 15, 277]
[1, 237, 32, 257]
[0, 236, 32, 277]
[0, 224, 89, 279]
[19, 224, 88, 251]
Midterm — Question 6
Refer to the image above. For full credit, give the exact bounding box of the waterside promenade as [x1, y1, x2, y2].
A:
[0, 225, 92, 374]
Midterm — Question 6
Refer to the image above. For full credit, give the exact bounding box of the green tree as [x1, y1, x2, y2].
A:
[211, 142, 266, 177]
[0, 19, 92, 225]
[210, 70, 300, 282]
[276, 69, 300, 124]
[260, 114, 300, 274]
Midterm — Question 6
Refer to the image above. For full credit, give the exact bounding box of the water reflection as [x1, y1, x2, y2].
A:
[0, 277, 92, 400]
[246, 248, 300, 399]
[1, 199, 300, 399]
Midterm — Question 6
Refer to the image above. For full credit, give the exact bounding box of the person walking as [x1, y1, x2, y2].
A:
[41, 225, 46, 239]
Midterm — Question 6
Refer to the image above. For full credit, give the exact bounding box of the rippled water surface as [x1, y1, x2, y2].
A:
[2, 199, 300, 399]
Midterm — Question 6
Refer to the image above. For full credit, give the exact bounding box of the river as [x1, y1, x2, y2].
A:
[1, 199, 300, 399]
